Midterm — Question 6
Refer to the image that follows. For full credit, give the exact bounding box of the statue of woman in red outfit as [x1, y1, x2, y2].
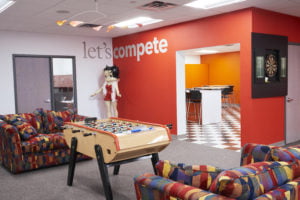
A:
[91, 65, 121, 118]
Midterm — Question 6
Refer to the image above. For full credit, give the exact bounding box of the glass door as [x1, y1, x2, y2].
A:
[14, 55, 77, 113]
[52, 57, 77, 111]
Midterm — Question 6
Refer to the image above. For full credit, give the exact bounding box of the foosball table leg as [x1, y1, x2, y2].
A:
[95, 144, 113, 200]
[113, 165, 120, 175]
[67, 137, 78, 186]
[151, 153, 159, 175]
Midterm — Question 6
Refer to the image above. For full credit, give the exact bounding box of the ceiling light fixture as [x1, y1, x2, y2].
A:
[185, 0, 246, 9]
[113, 17, 163, 29]
[0, 0, 15, 14]
[197, 50, 219, 54]
[56, 0, 106, 30]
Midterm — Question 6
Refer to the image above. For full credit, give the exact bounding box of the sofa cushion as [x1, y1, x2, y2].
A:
[271, 147, 300, 162]
[254, 180, 300, 200]
[8, 115, 38, 140]
[209, 161, 293, 200]
[45, 109, 74, 133]
[155, 160, 224, 190]
[21, 132, 68, 153]
[19, 113, 43, 133]
[240, 143, 274, 166]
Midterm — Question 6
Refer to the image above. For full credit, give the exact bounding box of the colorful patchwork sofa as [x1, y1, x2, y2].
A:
[0, 108, 90, 174]
[134, 143, 300, 199]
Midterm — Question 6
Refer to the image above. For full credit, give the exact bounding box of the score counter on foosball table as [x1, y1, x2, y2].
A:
[63, 117, 171, 163]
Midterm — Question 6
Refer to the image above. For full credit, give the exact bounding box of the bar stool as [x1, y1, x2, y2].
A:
[186, 89, 202, 124]
[222, 85, 234, 106]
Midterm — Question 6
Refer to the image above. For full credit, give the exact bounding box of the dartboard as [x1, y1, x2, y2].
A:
[265, 54, 278, 78]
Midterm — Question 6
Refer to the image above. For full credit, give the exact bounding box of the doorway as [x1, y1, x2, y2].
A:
[13, 55, 77, 113]
[285, 44, 300, 144]
[176, 44, 241, 150]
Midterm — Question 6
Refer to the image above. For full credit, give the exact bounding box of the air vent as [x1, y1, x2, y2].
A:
[138, 1, 178, 11]
[78, 23, 101, 28]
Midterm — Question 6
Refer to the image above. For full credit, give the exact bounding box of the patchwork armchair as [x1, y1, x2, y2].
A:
[0, 108, 90, 174]
[134, 143, 300, 199]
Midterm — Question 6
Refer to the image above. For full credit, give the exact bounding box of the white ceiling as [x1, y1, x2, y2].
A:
[181, 43, 240, 56]
[0, 0, 300, 38]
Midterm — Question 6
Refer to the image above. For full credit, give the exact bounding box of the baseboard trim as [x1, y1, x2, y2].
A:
[270, 141, 285, 147]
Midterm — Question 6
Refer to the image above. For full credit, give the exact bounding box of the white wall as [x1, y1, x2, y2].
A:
[0, 30, 113, 118]
[184, 55, 201, 64]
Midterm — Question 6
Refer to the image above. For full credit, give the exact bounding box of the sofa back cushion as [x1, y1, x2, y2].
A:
[155, 160, 224, 190]
[44, 109, 74, 133]
[1, 113, 42, 133]
[271, 147, 300, 178]
[32, 108, 75, 133]
[271, 147, 300, 162]
[209, 161, 293, 200]
[240, 143, 274, 166]
[19, 113, 42, 133]
[8, 115, 38, 140]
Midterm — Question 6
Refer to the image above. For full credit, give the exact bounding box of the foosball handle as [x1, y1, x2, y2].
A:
[166, 124, 173, 129]
[83, 133, 93, 137]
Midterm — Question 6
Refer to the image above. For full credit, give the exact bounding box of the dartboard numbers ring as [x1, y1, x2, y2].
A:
[265, 54, 278, 78]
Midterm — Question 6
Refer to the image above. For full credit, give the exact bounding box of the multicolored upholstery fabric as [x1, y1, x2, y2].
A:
[156, 160, 224, 190]
[254, 181, 299, 199]
[271, 147, 300, 162]
[44, 109, 75, 133]
[33, 108, 48, 133]
[240, 143, 275, 166]
[21, 133, 67, 153]
[209, 161, 293, 199]
[6, 148, 88, 173]
[134, 173, 234, 200]
[19, 113, 43, 133]
[8, 115, 38, 140]
[134, 144, 300, 200]
[0, 109, 89, 173]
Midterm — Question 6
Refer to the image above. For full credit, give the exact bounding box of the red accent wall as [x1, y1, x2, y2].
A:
[113, 9, 252, 139]
[113, 7, 300, 145]
[241, 8, 300, 145]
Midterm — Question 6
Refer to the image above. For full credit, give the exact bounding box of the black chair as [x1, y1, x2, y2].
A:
[222, 85, 234, 106]
[186, 89, 202, 124]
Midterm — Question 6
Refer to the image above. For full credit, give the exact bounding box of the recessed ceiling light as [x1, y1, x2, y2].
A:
[0, 0, 15, 13]
[185, 0, 246, 9]
[114, 17, 163, 28]
[197, 50, 219, 54]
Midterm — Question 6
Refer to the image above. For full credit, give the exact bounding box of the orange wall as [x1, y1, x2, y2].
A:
[201, 52, 240, 104]
[185, 64, 209, 89]
[113, 8, 252, 138]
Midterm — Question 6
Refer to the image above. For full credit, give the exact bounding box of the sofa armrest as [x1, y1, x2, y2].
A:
[240, 143, 275, 166]
[254, 179, 300, 200]
[0, 123, 23, 169]
[134, 173, 233, 200]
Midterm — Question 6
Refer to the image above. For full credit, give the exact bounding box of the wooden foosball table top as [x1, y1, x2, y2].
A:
[63, 117, 171, 163]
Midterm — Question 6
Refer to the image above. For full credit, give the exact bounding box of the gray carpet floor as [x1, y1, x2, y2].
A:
[0, 140, 240, 200]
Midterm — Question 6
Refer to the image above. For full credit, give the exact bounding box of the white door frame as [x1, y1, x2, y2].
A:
[175, 44, 241, 135]
[176, 51, 187, 135]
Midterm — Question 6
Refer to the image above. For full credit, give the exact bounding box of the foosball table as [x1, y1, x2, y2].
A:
[63, 117, 171, 200]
